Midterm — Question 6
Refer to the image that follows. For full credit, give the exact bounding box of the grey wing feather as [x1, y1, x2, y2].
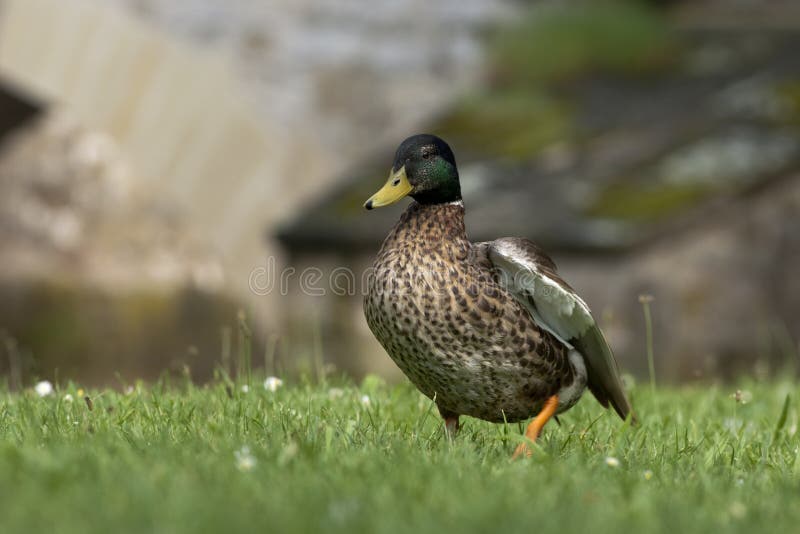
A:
[482, 237, 635, 422]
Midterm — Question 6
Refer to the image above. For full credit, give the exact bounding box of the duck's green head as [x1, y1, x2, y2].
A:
[364, 134, 461, 210]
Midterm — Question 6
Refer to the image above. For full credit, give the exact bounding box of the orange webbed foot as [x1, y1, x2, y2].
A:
[512, 395, 559, 460]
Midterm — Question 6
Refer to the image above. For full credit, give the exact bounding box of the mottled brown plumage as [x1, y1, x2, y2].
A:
[365, 201, 576, 422]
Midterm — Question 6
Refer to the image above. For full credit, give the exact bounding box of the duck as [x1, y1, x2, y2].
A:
[363, 134, 635, 458]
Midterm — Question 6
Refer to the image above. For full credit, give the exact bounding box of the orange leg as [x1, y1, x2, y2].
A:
[512, 395, 559, 459]
[444, 416, 460, 440]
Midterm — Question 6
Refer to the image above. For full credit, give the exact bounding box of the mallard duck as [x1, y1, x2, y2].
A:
[363, 134, 634, 457]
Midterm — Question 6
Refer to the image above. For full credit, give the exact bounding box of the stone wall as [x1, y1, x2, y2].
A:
[283, 173, 800, 383]
[561, 172, 800, 381]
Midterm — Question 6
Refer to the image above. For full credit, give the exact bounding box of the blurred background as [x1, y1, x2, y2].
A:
[1, 0, 799, 388]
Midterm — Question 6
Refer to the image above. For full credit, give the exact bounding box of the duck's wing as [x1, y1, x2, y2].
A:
[477, 237, 634, 422]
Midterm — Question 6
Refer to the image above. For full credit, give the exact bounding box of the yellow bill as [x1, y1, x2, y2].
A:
[364, 166, 412, 210]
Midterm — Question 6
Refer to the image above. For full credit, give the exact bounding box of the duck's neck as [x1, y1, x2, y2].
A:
[390, 200, 468, 246]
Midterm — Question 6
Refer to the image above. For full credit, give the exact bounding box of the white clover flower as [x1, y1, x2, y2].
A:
[360, 394, 371, 407]
[729, 501, 747, 519]
[327, 387, 344, 400]
[278, 441, 298, 466]
[35, 381, 53, 397]
[731, 390, 752, 404]
[328, 498, 361, 524]
[604, 456, 620, 468]
[264, 376, 283, 392]
[63, 394, 74, 403]
[234, 446, 256, 472]
[240, 385, 250, 393]
[724, 418, 742, 434]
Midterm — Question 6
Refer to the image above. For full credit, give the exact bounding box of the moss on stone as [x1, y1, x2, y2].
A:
[1, 281, 244, 384]
[489, 1, 677, 88]
[776, 80, 800, 124]
[434, 90, 571, 160]
[585, 182, 711, 222]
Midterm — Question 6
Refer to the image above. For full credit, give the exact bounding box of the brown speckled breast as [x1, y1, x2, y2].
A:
[364, 201, 574, 423]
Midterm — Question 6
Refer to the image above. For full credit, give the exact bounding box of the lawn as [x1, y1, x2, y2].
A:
[0, 375, 798, 534]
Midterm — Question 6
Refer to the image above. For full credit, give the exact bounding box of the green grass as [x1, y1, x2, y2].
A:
[0, 376, 798, 533]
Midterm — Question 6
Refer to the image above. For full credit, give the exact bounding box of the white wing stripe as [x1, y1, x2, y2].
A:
[489, 242, 594, 345]
[486, 237, 633, 420]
